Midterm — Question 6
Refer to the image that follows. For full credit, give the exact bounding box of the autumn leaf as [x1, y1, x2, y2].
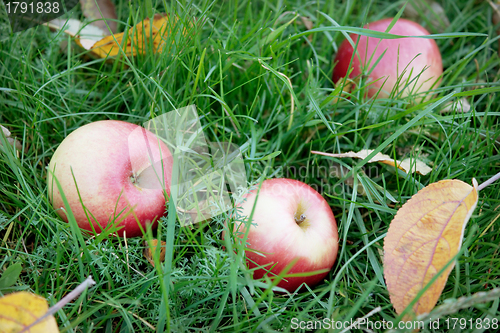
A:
[0, 292, 59, 333]
[0, 276, 95, 333]
[489, 0, 500, 56]
[299, 16, 313, 42]
[49, 0, 118, 46]
[47, 14, 185, 58]
[383, 179, 478, 317]
[311, 149, 432, 175]
[144, 239, 166, 267]
[80, 0, 118, 34]
[0, 124, 23, 151]
[404, 0, 450, 33]
[1, 124, 9, 137]
[89, 14, 179, 58]
[440, 97, 471, 113]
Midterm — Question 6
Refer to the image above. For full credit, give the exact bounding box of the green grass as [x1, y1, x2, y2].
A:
[1, 0, 499, 332]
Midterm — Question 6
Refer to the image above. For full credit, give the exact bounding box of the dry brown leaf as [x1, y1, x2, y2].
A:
[80, 0, 118, 34]
[404, 0, 429, 18]
[427, 2, 450, 32]
[441, 97, 471, 113]
[1, 124, 10, 137]
[6, 138, 23, 151]
[299, 16, 314, 41]
[404, 1, 450, 33]
[311, 149, 432, 175]
[0, 292, 59, 332]
[489, 0, 500, 56]
[300, 16, 313, 30]
[144, 239, 166, 267]
[383, 179, 478, 318]
[0, 124, 24, 151]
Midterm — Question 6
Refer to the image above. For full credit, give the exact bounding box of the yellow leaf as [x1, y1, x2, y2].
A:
[0, 292, 59, 333]
[383, 179, 478, 317]
[46, 14, 184, 58]
[311, 149, 432, 175]
[89, 14, 178, 58]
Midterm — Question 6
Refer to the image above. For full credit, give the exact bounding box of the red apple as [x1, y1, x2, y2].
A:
[224, 178, 338, 292]
[332, 18, 443, 99]
[47, 120, 173, 237]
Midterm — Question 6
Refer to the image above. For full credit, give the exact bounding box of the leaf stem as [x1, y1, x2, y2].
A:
[20, 276, 96, 333]
[477, 171, 500, 192]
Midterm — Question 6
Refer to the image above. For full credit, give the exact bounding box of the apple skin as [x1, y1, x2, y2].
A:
[224, 178, 338, 292]
[332, 18, 443, 99]
[47, 120, 173, 237]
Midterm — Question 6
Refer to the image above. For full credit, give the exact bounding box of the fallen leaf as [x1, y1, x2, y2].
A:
[383, 179, 478, 317]
[300, 16, 313, 30]
[0, 124, 24, 151]
[311, 149, 432, 175]
[404, 1, 450, 33]
[397, 158, 433, 175]
[427, 2, 450, 32]
[144, 239, 166, 267]
[89, 14, 179, 58]
[489, 0, 500, 56]
[1, 124, 10, 137]
[80, 0, 118, 34]
[46, 18, 107, 50]
[492, 0, 500, 23]
[404, 0, 429, 18]
[47, 14, 184, 58]
[0, 292, 59, 332]
[299, 16, 314, 41]
[440, 97, 471, 113]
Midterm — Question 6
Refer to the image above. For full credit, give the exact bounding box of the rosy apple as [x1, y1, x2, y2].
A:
[224, 178, 338, 292]
[332, 18, 443, 99]
[47, 120, 173, 237]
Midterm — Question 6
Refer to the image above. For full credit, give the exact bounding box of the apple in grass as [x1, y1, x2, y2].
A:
[333, 18, 443, 99]
[48, 120, 173, 237]
[224, 178, 338, 292]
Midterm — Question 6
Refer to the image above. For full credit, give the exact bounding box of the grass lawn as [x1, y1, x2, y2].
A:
[1, 0, 499, 332]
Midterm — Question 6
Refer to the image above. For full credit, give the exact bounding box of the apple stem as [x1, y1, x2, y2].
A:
[295, 214, 306, 224]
